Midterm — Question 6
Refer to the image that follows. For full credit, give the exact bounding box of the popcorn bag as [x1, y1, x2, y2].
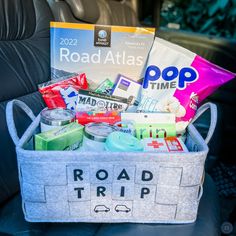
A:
[138, 37, 236, 134]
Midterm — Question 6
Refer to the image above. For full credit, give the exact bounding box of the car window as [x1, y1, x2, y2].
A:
[160, 0, 236, 39]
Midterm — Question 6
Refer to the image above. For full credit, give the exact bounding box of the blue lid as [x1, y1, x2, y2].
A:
[105, 131, 143, 152]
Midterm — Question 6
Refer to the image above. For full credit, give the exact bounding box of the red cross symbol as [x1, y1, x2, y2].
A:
[147, 140, 164, 149]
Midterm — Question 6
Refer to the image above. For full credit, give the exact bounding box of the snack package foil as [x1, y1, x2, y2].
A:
[39, 73, 88, 110]
[137, 37, 236, 133]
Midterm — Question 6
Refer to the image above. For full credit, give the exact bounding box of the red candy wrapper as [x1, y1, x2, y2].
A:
[76, 111, 121, 125]
[39, 74, 88, 110]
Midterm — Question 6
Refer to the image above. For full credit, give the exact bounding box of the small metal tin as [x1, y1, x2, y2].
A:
[84, 122, 117, 142]
[81, 122, 117, 151]
[40, 108, 75, 132]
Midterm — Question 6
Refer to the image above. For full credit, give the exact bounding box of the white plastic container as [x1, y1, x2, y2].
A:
[40, 108, 75, 132]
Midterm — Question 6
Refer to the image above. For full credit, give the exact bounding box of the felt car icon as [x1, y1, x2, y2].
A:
[94, 205, 110, 213]
[115, 205, 131, 213]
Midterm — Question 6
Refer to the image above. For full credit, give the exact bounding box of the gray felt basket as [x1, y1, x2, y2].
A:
[6, 100, 217, 224]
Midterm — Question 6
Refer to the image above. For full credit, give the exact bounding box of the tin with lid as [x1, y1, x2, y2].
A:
[40, 108, 75, 132]
[82, 122, 117, 151]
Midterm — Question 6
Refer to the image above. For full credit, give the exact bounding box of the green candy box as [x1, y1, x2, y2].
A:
[35, 122, 84, 151]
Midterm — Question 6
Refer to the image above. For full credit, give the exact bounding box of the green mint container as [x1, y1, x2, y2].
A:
[35, 122, 84, 151]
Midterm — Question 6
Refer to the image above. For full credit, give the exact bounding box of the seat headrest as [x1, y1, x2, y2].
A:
[0, 0, 36, 40]
[65, 0, 100, 23]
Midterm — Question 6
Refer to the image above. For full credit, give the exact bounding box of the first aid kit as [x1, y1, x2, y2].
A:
[142, 137, 188, 153]
[6, 100, 217, 223]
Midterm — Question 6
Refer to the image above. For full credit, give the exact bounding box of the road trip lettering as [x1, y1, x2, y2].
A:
[72, 167, 154, 199]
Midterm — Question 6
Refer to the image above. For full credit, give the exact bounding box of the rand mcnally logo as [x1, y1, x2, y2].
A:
[94, 25, 111, 47]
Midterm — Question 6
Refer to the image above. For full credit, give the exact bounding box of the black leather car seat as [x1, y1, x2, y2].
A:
[47, 0, 140, 26]
[0, 0, 53, 204]
[0, 0, 221, 235]
[0, 0, 101, 234]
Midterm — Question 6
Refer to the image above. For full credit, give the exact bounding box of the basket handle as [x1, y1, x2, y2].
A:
[191, 102, 217, 144]
[6, 99, 36, 146]
[197, 170, 205, 201]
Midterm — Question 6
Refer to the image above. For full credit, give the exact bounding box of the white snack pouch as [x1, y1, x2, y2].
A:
[137, 37, 235, 134]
